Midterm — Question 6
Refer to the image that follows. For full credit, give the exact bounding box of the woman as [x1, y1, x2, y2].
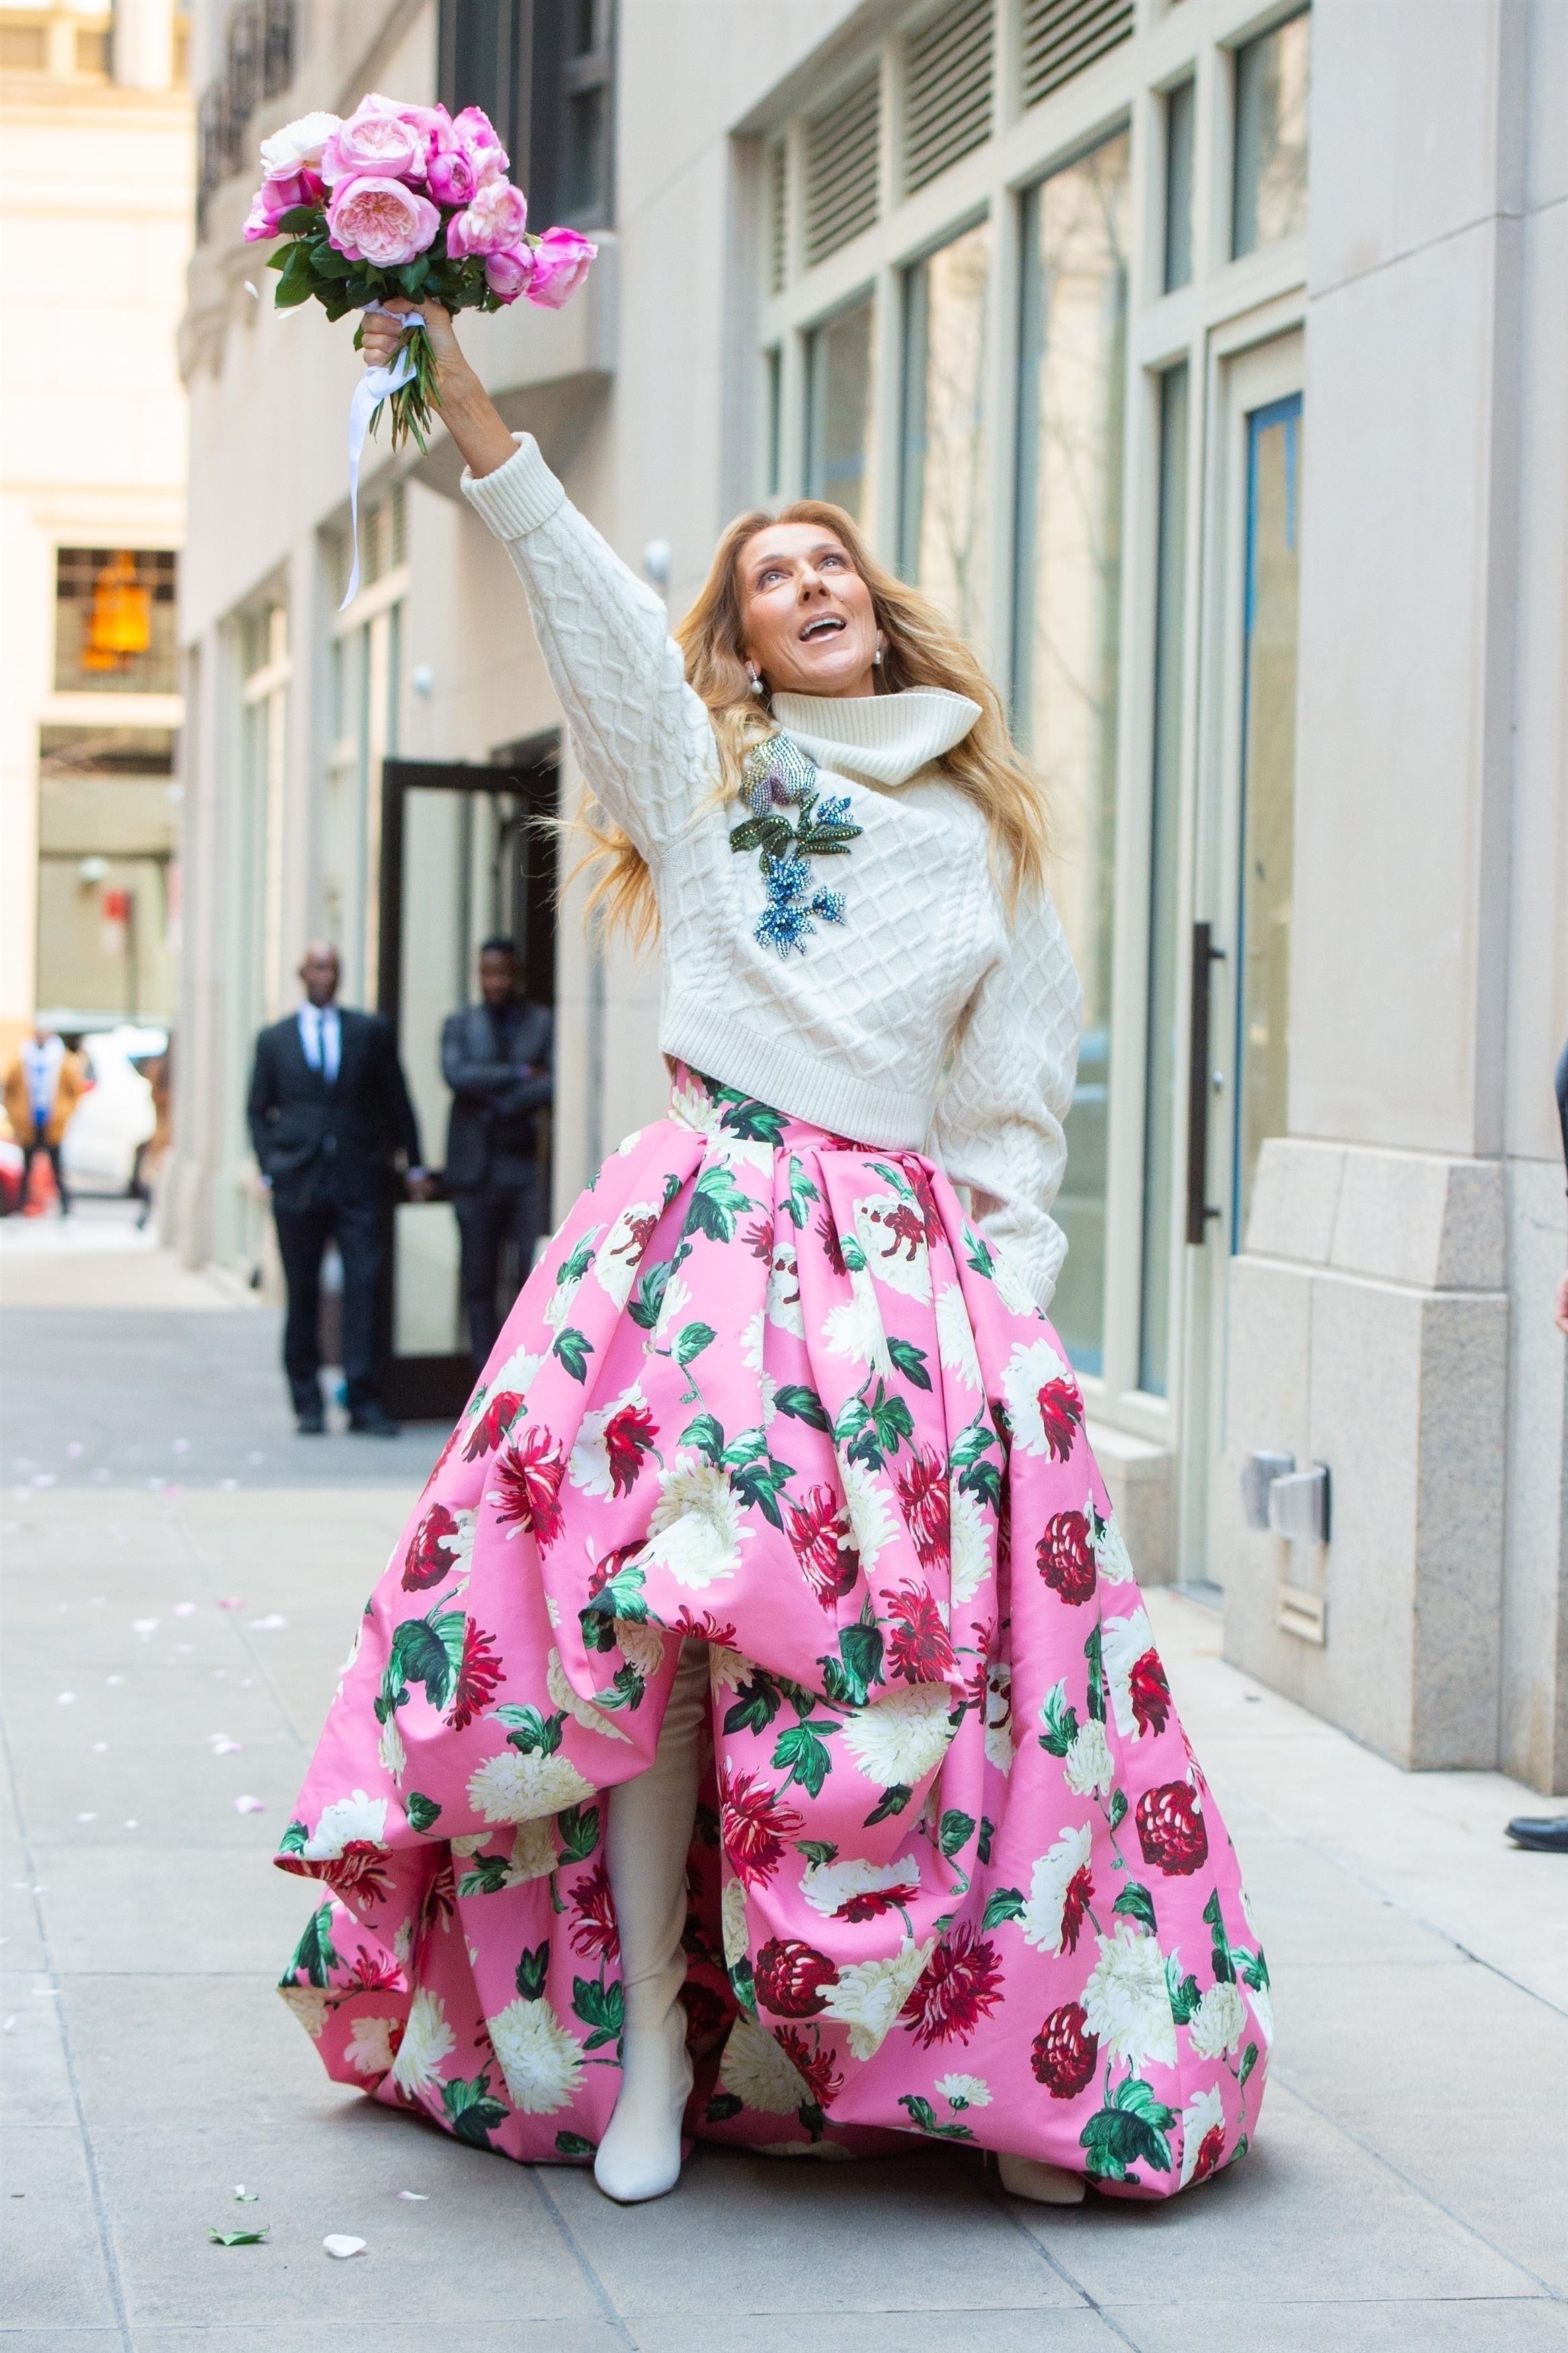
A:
[276, 301, 1270, 2209]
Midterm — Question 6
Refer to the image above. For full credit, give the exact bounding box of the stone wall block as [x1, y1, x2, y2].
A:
[1219, 1259, 1321, 1714]
[1500, 1158, 1568, 1791]
[1243, 1138, 1344, 1265]
[1408, 1290, 1510, 1766]
[1328, 1150, 1506, 1291]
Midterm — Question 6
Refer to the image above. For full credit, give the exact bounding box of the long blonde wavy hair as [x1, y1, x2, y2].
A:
[573, 498, 1049, 949]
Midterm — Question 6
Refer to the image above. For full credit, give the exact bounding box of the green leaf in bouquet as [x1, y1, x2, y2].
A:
[276, 204, 320, 235]
[399, 257, 431, 294]
[312, 245, 356, 280]
[273, 242, 316, 310]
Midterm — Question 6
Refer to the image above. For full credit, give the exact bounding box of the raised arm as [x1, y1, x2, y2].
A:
[362, 303, 717, 859]
[930, 887, 1083, 1313]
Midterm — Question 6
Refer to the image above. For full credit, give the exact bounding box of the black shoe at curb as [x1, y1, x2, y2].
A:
[295, 1411, 325, 1435]
[348, 1406, 402, 1437]
[1504, 1815, 1568, 1853]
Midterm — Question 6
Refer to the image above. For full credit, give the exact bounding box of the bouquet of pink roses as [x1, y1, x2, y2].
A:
[244, 93, 597, 451]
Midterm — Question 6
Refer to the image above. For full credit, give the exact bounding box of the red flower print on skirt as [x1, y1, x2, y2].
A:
[755, 1936, 840, 2017]
[1129, 1647, 1172, 1737]
[1037, 1509, 1096, 1604]
[719, 1766, 803, 1888]
[402, 1501, 468, 1591]
[1031, 2001, 1099, 2098]
[489, 1423, 567, 1548]
[899, 1924, 1005, 2048]
[1136, 1781, 1210, 1876]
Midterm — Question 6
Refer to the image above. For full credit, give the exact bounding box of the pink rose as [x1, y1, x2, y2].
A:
[242, 167, 323, 241]
[445, 178, 528, 258]
[326, 175, 440, 267]
[525, 225, 598, 310]
[483, 243, 536, 302]
[321, 99, 425, 188]
[451, 105, 508, 182]
[426, 141, 481, 208]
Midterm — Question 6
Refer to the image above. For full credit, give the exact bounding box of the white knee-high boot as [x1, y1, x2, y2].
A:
[593, 1639, 708, 2204]
[998, 2154, 1087, 2204]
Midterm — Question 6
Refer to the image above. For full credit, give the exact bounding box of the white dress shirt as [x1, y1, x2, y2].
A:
[296, 1001, 341, 1085]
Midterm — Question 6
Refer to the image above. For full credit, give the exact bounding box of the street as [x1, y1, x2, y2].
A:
[3, 1211, 1565, 2351]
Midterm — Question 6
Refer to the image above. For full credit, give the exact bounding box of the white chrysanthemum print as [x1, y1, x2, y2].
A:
[800, 1854, 919, 1919]
[839, 1683, 954, 1790]
[613, 1126, 645, 1158]
[653, 1271, 694, 1349]
[1062, 1717, 1116, 1800]
[821, 1937, 936, 2061]
[1244, 1975, 1274, 2048]
[950, 1480, 991, 1607]
[641, 1453, 748, 1589]
[542, 1230, 598, 1330]
[278, 1983, 329, 2040]
[936, 2073, 991, 2110]
[1090, 1500, 1136, 1587]
[612, 1619, 667, 1682]
[990, 1244, 1040, 1319]
[721, 1874, 750, 1968]
[390, 1988, 456, 2098]
[1101, 1607, 1159, 1741]
[934, 1283, 983, 1391]
[594, 1201, 660, 1308]
[821, 1269, 893, 1378]
[484, 1346, 542, 1399]
[766, 1244, 806, 1337]
[854, 1191, 932, 1302]
[983, 1658, 1014, 1775]
[377, 1712, 406, 1783]
[738, 1308, 781, 1423]
[450, 1832, 490, 1857]
[719, 2014, 813, 2114]
[838, 1453, 898, 1577]
[1188, 1979, 1248, 2061]
[304, 1788, 388, 1859]
[1082, 1926, 1178, 2070]
[467, 1745, 595, 1824]
[508, 1817, 561, 1883]
[708, 1644, 749, 1693]
[1019, 1822, 1094, 1954]
[489, 1995, 585, 2114]
[345, 2014, 399, 2077]
[1180, 2082, 1227, 2189]
[999, 1337, 1075, 1458]
[547, 1645, 632, 1743]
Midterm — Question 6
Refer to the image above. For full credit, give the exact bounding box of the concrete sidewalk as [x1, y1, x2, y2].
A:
[3, 1230, 1566, 2350]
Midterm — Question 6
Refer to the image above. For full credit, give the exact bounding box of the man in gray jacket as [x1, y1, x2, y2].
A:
[441, 937, 553, 1365]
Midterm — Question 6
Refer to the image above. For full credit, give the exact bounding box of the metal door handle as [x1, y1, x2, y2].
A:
[1184, 921, 1225, 1245]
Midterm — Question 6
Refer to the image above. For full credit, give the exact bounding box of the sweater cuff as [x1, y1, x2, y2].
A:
[461, 434, 567, 541]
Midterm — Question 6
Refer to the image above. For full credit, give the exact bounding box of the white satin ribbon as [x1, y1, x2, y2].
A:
[340, 303, 424, 611]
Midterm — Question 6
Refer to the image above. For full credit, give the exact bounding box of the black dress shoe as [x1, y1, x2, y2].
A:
[349, 1404, 401, 1437]
[1505, 1814, 1568, 1853]
[296, 1408, 325, 1435]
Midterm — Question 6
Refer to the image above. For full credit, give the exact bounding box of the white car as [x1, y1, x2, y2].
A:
[60, 1024, 165, 1197]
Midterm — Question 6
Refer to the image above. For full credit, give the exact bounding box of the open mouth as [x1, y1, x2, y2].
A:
[798, 614, 845, 643]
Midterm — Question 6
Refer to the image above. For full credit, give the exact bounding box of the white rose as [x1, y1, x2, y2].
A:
[259, 110, 341, 173]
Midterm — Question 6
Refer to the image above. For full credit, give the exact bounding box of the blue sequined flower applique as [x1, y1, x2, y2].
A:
[728, 732, 862, 959]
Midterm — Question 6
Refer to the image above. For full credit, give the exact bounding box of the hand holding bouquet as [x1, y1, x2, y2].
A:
[245, 93, 597, 451]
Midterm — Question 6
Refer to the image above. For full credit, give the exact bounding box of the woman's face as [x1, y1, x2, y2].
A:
[736, 522, 880, 700]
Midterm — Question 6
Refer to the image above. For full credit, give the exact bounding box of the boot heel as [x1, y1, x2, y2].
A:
[998, 2153, 1086, 2205]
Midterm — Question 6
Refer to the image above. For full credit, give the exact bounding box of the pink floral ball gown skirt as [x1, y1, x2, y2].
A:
[276, 1065, 1269, 2196]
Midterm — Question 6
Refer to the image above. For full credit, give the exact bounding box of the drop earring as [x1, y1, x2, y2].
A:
[747, 667, 764, 695]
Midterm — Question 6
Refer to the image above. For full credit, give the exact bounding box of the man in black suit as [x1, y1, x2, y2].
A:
[441, 937, 553, 1366]
[247, 943, 427, 1435]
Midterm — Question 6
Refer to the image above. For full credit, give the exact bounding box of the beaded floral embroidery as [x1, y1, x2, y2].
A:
[729, 731, 862, 959]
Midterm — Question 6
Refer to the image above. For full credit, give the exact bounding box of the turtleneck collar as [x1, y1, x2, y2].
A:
[769, 687, 981, 787]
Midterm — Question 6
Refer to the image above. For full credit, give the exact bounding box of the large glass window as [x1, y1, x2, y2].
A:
[1139, 364, 1189, 1397]
[438, 0, 615, 230]
[1163, 79, 1194, 292]
[1234, 394, 1303, 1240]
[1014, 128, 1132, 1376]
[324, 491, 404, 1005]
[1233, 11, 1310, 257]
[804, 295, 876, 523]
[899, 218, 991, 645]
[55, 549, 178, 694]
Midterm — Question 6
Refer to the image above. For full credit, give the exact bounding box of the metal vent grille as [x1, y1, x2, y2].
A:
[904, 0, 995, 194]
[768, 141, 788, 293]
[1020, 0, 1134, 111]
[803, 69, 881, 266]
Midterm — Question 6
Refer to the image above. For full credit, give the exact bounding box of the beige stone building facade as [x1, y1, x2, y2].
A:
[0, 0, 192, 1054]
[167, 0, 1567, 1791]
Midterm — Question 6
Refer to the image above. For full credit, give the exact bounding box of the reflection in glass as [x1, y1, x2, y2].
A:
[764, 347, 782, 497]
[1233, 11, 1311, 257]
[323, 593, 401, 1005]
[900, 218, 991, 643]
[804, 296, 876, 523]
[1234, 395, 1303, 1243]
[1163, 79, 1194, 292]
[1014, 130, 1132, 1376]
[1139, 365, 1189, 1398]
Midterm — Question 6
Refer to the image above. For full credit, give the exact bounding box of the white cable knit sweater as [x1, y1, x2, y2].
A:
[463, 435, 1083, 1308]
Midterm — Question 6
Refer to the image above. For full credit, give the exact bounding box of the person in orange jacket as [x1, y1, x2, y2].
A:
[3, 1023, 88, 1215]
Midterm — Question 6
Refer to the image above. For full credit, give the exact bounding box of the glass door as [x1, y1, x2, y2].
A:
[1181, 334, 1304, 1585]
[376, 746, 559, 1421]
